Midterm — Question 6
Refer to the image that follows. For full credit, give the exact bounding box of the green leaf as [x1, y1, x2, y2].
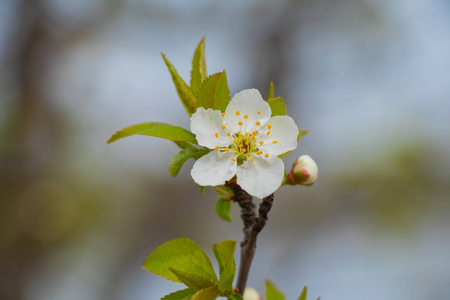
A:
[170, 268, 217, 290]
[268, 81, 275, 100]
[265, 280, 286, 300]
[142, 238, 218, 283]
[191, 37, 207, 94]
[212, 240, 235, 275]
[174, 141, 198, 150]
[227, 295, 244, 300]
[215, 185, 234, 200]
[297, 286, 307, 300]
[267, 97, 287, 117]
[189, 285, 219, 300]
[196, 71, 230, 112]
[162, 53, 198, 116]
[215, 198, 232, 222]
[212, 240, 236, 294]
[162, 289, 196, 300]
[169, 148, 211, 177]
[108, 122, 197, 144]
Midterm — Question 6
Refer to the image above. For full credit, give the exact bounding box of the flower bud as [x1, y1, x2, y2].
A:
[287, 155, 318, 185]
[243, 287, 262, 300]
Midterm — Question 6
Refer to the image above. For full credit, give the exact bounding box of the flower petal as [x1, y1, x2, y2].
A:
[225, 89, 271, 134]
[258, 115, 299, 156]
[191, 150, 237, 186]
[190, 108, 231, 148]
[236, 156, 284, 199]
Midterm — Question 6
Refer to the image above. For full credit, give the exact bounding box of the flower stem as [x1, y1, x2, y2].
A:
[228, 182, 275, 295]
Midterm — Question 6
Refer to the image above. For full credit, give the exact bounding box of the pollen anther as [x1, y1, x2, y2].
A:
[221, 113, 225, 117]
[232, 157, 236, 162]
[245, 132, 249, 136]
[239, 144, 243, 148]
[215, 132, 219, 138]
[272, 141, 278, 144]
[249, 157, 254, 162]
[242, 149, 247, 153]
[225, 147, 230, 152]
[259, 141, 264, 145]
[222, 125, 226, 130]
[256, 151, 261, 155]
[227, 132, 231, 137]
[238, 121, 243, 126]
[257, 110, 261, 115]
[233, 140, 238, 144]
[252, 131, 257, 136]
[245, 141, 250, 145]
[244, 114, 248, 119]
[215, 146, 219, 150]
[256, 121, 261, 126]
[265, 153, 269, 158]
[266, 131, 271, 135]
[236, 111, 240, 116]
[251, 136, 256, 140]
[267, 124, 272, 129]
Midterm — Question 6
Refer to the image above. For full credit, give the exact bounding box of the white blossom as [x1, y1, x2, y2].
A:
[190, 89, 299, 198]
[287, 155, 318, 185]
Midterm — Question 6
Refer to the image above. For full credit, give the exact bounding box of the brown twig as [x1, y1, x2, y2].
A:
[227, 181, 275, 295]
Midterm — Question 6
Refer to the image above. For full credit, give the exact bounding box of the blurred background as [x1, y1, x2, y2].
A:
[1, 0, 450, 299]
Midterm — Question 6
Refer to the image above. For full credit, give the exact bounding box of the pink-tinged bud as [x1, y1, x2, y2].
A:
[287, 155, 318, 186]
[243, 287, 262, 300]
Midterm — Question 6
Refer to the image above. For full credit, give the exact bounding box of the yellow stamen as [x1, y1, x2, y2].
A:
[240, 134, 245, 138]
[215, 146, 219, 150]
[245, 141, 250, 145]
[272, 141, 278, 144]
[244, 114, 248, 119]
[221, 112, 225, 117]
[259, 141, 264, 145]
[215, 132, 219, 138]
[249, 156, 254, 162]
[256, 151, 261, 155]
[251, 136, 256, 141]
[257, 110, 261, 115]
[256, 121, 261, 126]
[239, 144, 243, 148]
[233, 140, 238, 145]
[227, 132, 231, 137]
[245, 132, 249, 136]
[252, 131, 257, 136]
[266, 131, 271, 135]
[265, 153, 269, 158]
[222, 125, 226, 130]
[236, 111, 240, 116]
[224, 147, 230, 152]
[238, 121, 243, 126]
[267, 124, 272, 129]
[242, 148, 247, 153]
[232, 157, 236, 162]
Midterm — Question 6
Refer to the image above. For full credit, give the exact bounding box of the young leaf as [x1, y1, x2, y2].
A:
[267, 97, 287, 117]
[174, 141, 198, 150]
[196, 71, 230, 112]
[169, 268, 217, 290]
[162, 53, 198, 116]
[189, 285, 219, 300]
[212, 240, 236, 294]
[215, 198, 232, 222]
[108, 122, 197, 144]
[191, 37, 207, 94]
[214, 71, 230, 112]
[169, 148, 211, 177]
[142, 238, 218, 283]
[227, 295, 244, 300]
[268, 81, 275, 100]
[199, 185, 206, 194]
[265, 280, 286, 300]
[162, 288, 196, 300]
[215, 185, 234, 200]
[212, 240, 236, 275]
[297, 286, 307, 300]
